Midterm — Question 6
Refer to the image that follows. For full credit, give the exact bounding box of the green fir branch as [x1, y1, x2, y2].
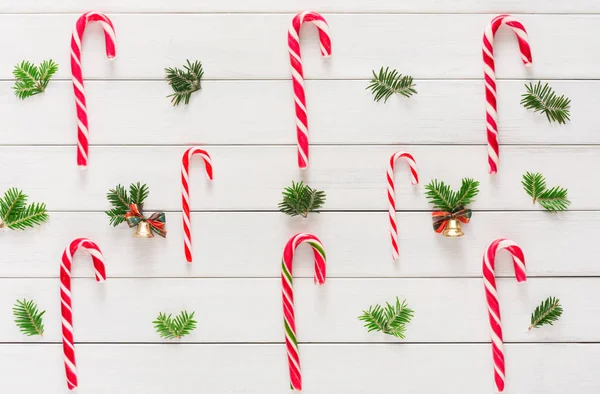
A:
[278, 181, 326, 218]
[425, 178, 479, 211]
[358, 297, 414, 339]
[129, 182, 149, 206]
[165, 60, 204, 106]
[12, 60, 58, 99]
[521, 82, 571, 124]
[529, 297, 563, 330]
[521, 172, 570, 212]
[367, 67, 417, 103]
[13, 299, 45, 337]
[153, 311, 197, 339]
[0, 188, 48, 230]
[453, 178, 480, 207]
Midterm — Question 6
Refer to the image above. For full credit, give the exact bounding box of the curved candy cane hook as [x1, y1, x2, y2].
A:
[482, 238, 527, 392]
[387, 152, 419, 261]
[281, 233, 327, 391]
[71, 11, 117, 168]
[483, 14, 532, 174]
[60, 238, 107, 390]
[288, 11, 332, 169]
[181, 147, 214, 263]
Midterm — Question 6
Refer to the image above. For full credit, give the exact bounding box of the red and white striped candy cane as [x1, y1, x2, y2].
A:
[71, 11, 116, 168]
[281, 233, 326, 391]
[387, 152, 419, 261]
[483, 14, 532, 174]
[288, 11, 332, 169]
[60, 238, 107, 391]
[482, 238, 527, 392]
[181, 147, 214, 263]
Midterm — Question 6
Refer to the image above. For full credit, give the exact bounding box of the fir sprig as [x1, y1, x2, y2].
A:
[165, 60, 204, 106]
[105, 182, 149, 226]
[278, 181, 326, 218]
[12, 60, 59, 99]
[13, 299, 45, 337]
[424, 178, 480, 211]
[0, 188, 48, 230]
[521, 172, 570, 212]
[153, 311, 197, 339]
[521, 82, 571, 124]
[367, 67, 417, 102]
[358, 297, 414, 338]
[529, 297, 563, 331]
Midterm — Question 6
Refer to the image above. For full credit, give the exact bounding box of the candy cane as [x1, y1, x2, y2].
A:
[288, 11, 332, 169]
[483, 14, 532, 174]
[181, 147, 214, 263]
[387, 152, 419, 261]
[482, 238, 527, 392]
[281, 233, 326, 391]
[71, 11, 116, 168]
[60, 238, 107, 391]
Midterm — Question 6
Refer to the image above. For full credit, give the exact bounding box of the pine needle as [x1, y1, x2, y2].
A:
[153, 311, 197, 339]
[278, 181, 326, 218]
[13, 299, 45, 336]
[529, 297, 563, 330]
[521, 82, 571, 124]
[12, 60, 58, 99]
[521, 172, 570, 212]
[0, 188, 48, 230]
[367, 66, 417, 103]
[165, 60, 204, 106]
[358, 297, 414, 339]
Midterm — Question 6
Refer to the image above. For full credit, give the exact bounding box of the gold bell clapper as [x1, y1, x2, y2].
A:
[134, 221, 154, 238]
[442, 218, 464, 238]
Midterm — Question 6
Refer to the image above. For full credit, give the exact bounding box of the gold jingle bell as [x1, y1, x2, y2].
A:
[133, 221, 154, 238]
[442, 218, 464, 238]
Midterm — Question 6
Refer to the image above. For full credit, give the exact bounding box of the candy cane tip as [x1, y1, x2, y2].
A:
[107, 56, 116, 61]
[78, 165, 88, 170]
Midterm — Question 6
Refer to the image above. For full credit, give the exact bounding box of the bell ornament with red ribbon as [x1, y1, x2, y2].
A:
[425, 178, 480, 238]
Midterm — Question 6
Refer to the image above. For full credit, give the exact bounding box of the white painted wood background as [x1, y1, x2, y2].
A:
[0, 1, 598, 393]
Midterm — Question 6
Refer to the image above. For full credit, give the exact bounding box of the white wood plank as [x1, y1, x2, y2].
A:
[2, 0, 600, 13]
[0, 80, 591, 145]
[0, 278, 595, 343]
[0, 212, 596, 278]
[1, 343, 598, 393]
[1, 14, 598, 79]
[0, 146, 592, 211]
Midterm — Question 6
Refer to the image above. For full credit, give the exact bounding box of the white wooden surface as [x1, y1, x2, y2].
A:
[0, 2, 599, 393]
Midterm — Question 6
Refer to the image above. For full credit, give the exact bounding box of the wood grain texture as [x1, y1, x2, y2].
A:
[0, 278, 595, 343]
[0, 14, 598, 79]
[2, 0, 600, 13]
[0, 212, 595, 278]
[1, 344, 598, 393]
[0, 80, 590, 145]
[0, 146, 590, 211]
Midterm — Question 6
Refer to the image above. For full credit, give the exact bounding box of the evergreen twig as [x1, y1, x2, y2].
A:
[105, 184, 131, 226]
[0, 188, 48, 230]
[521, 82, 571, 124]
[358, 297, 414, 339]
[153, 311, 197, 339]
[12, 60, 59, 99]
[424, 178, 479, 211]
[165, 60, 204, 106]
[367, 67, 417, 103]
[129, 182, 149, 206]
[278, 181, 326, 218]
[13, 299, 45, 336]
[521, 172, 570, 212]
[529, 297, 563, 331]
